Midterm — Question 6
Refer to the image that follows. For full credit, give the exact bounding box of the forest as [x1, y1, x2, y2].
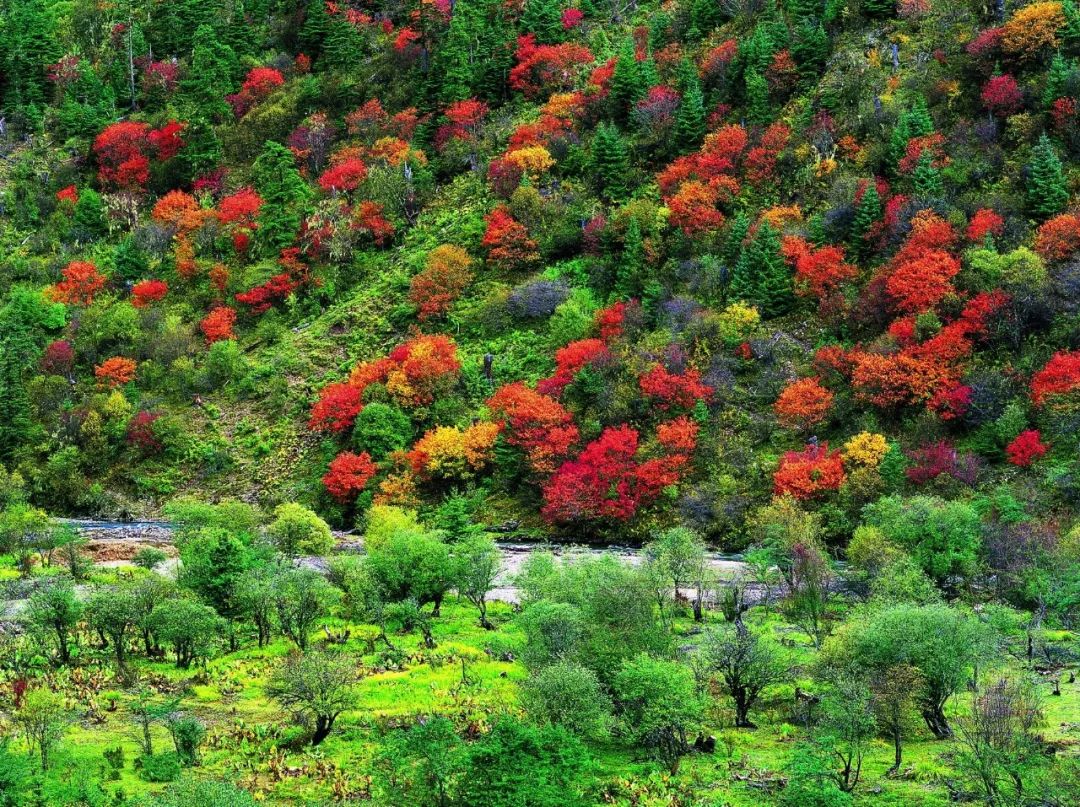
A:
[1, 0, 1080, 803]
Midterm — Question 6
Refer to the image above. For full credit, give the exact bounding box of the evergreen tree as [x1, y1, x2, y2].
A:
[1027, 134, 1069, 220]
[611, 39, 645, 122]
[439, 0, 480, 103]
[723, 211, 751, 269]
[908, 96, 933, 137]
[691, 0, 722, 36]
[640, 56, 661, 89]
[1043, 53, 1072, 108]
[298, 0, 331, 63]
[729, 247, 756, 305]
[1063, 0, 1080, 55]
[181, 117, 224, 180]
[913, 151, 943, 198]
[745, 69, 771, 125]
[72, 189, 108, 243]
[182, 25, 237, 122]
[648, 11, 672, 52]
[114, 238, 150, 282]
[592, 123, 631, 200]
[521, 0, 563, 44]
[254, 141, 313, 255]
[750, 221, 794, 318]
[323, 15, 365, 71]
[849, 180, 881, 257]
[1, 0, 60, 113]
[673, 59, 707, 149]
[614, 218, 645, 299]
[792, 20, 829, 82]
[0, 334, 34, 463]
[887, 115, 912, 175]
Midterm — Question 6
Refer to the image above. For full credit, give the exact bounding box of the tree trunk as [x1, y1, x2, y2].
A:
[734, 692, 756, 728]
[921, 705, 952, 739]
[312, 715, 333, 745]
[478, 599, 493, 630]
[892, 728, 902, 772]
[56, 628, 70, 665]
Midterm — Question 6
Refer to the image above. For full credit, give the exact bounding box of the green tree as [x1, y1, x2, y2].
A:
[745, 69, 771, 125]
[816, 670, 876, 792]
[610, 39, 645, 122]
[913, 150, 943, 197]
[673, 58, 707, 149]
[26, 579, 82, 665]
[697, 622, 788, 728]
[87, 585, 138, 678]
[452, 534, 501, 629]
[253, 140, 313, 255]
[267, 502, 334, 556]
[365, 528, 455, 615]
[870, 663, 923, 772]
[273, 567, 339, 651]
[522, 661, 611, 738]
[151, 598, 224, 668]
[734, 220, 792, 317]
[373, 716, 464, 807]
[612, 653, 704, 773]
[181, 24, 236, 121]
[72, 188, 108, 242]
[457, 717, 592, 807]
[352, 402, 412, 460]
[1, 0, 59, 113]
[179, 527, 254, 636]
[267, 649, 358, 745]
[521, 0, 563, 44]
[591, 122, 630, 201]
[645, 526, 709, 622]
[14, 689, 68, 771]
[825, 603, 990, 739]
[1027, 134, 1069, 220]
[614, 217, 645, 299]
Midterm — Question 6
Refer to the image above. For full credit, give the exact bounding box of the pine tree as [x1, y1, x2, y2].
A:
[908, 96, 933, 137]
[691, 0, 722, 34]
[181, 117, 224, 180]
[745, 69, 771, 124]
[730, 248, 756, 305]
[298, 0, 331, 63]
[849, 180, 882, 257]
[723, 211, 751, 269]
[1027, 134, 1069, 220]
[1043, 53, 1072, 107]
[614, 217, 645, 299]
[323, 15, 365, 70]
[640, 56, 661, 89]
[611, 39, 646, 122]
[674, 59, 707, 149]
[792, 20, 829, 82]
[439, 0, 481, 103]
[887, 115, 912, 174]
[254, 141, 313, 255]
[648, 11, 672, 52]
[182, 25, 237, 122]
[1, 0, 60, 113]
[750, 221, 794, 318]
[1063, 0, 1080, 55]
[72, 189, 107, 242]
[0, 334, 34, 463]
[913, 151, 943, 198]
[592, 122, 631, 200]
[521, 0, 563, 44]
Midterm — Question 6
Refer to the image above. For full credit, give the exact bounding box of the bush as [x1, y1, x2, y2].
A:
[267, 502, 334, 556]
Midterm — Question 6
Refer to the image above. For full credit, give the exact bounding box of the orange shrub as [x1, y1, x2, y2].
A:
[95, 357, 137, 388]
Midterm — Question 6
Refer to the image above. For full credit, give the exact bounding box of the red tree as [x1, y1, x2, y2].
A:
[409, 244, 474, 321]
[487, 382, 580, 474]
[93, 121, 151, 188]
[309, 383, 364, 433]
[773, 443, 846, 499]
[131, 279, 168, 308]
[639, 365, 713, 410]
[482, 206, 539, 268]
[1006, 430, 1048, 466]
[537, 338, 611, 397]
[774, 377, 834, 429]
[48, 261, 107, 306]
[95, 357, 137, 388]
[200, 306, 237, 344]
[323, 451, 378, 502]
[1031, 350, 1080, 405]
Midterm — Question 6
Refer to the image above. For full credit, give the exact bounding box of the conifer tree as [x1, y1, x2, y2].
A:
[615, 218, 645, 299]
[182, 25, 237, 121]
[792, 20, 829, 82]
[1027, 134, 1069, 220]
[0, 334, 34, 463]
[888, 115, 912, 175]
[850, 180, 881, 257]
[1043, 53, 1072, 107]
[913, 151, 943, 198]
[521, 0, 563, 44]
[181, 117, 224, 179]
[640, 56, 660, 89]
[72, 189, 108, 242]
[298, 0, 331, 63]
[908, 96, 933, 137]
[674, 59, 707, 148]
[751, 221, 794, 318]
[1063, 0, 1080, 55]
[323, 15, 365, 71]
[254, 141, 313, 255]
[611, 39, 645, 122]
[745, 69, 771, 124]
[723, 211, 751, 269]
[592, 122, 630, 200]
[1, 0, 60, 112]
[691, 0, 722, 35]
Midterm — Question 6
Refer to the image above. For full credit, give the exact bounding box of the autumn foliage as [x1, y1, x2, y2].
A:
[774, 377, 834, 429]
[323, 451, 378, 502]
[1031, 350, 1080, 405]
[773, 443, 846, 499]
[487, 382, 580, 474]
[95, 357, 137, 389]
[1006, 430, 1048, 466]
[200, 307, 237, 344]
[409, 245, 474, 321]
[131, 280, 168, 308]
[47, 261, 107, 306]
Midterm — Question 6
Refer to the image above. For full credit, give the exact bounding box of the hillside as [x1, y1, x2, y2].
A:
[2, 0, 1080, 804]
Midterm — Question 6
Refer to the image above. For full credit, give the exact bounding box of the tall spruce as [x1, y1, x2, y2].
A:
[592, 122, 631, 200]
[611, 39, 646, 122]
[254, 141, 313, 256]
[673, 59, 707, 149]
[1027, 134, 1069, 220]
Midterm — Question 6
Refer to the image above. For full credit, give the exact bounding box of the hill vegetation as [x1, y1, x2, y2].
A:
[1, 0, 1080, 803]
